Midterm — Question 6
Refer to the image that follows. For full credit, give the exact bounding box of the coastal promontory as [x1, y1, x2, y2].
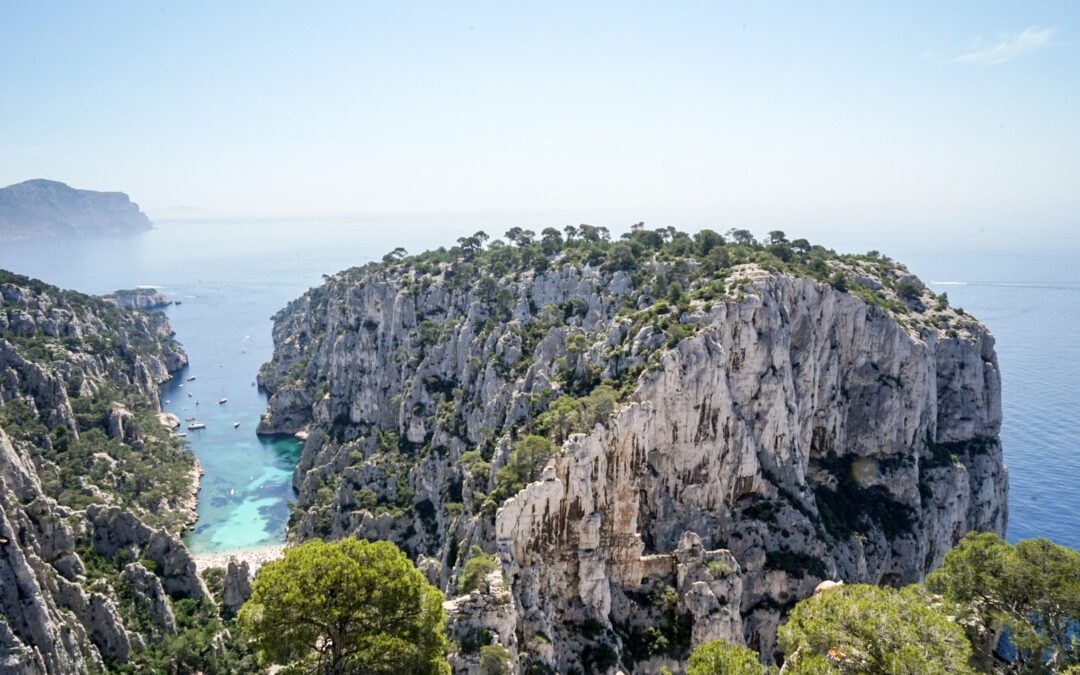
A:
[103, 287, 172, 311]
[258, 227, 1008, 672]
[0, 179, 152, 241]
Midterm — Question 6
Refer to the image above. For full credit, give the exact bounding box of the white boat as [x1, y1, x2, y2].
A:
[218, 397, 228, 405]
[184, 416, 196, 421]
[233, 422, 240, 428]
[187, 422, 206, 430]
[174, 432, 187, 438]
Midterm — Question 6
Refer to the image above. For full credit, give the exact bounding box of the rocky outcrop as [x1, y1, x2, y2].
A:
[0, 269, 207, 673]
[221, 559, 253, 619]
[143, 531, 209, 601]
[0, 424, 191, 673]
[0, 430, 97, 675]
[157, 412, 181, 430]
[102, 288, 171, 311]
[120, 563, 177, 636]
[445, 570, 519, 673]
[0, 179, 152, 241]
[86, 505, 154, 558]
[260, 232, 1007, 672]
[0, 269, 193, 529]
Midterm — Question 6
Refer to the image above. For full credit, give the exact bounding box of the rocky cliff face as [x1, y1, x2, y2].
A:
[102, 288, 172, 311]
[0, 179, 152, 241]
[259, 231, 1007, 672]
[0, 270, 210, 673]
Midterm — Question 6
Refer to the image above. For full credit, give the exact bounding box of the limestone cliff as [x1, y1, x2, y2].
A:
[259, 229, 1007, 672]
[0, 270, 209, 673]
[102, 287, 172, 311]
[0, 179, 153, 241]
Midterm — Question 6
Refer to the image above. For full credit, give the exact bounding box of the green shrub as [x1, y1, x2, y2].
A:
[460, 450, 491, 479]
[828, 271, 848, 292]
[779, 585, 974, 674]
[686, 640, 763, 674]
[489, 436, 557, 505]
[457, 545, 498, 595]
[479, 644, 511, 675]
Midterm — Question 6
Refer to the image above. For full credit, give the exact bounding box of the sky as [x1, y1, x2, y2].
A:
[2, 2, 1078, 246]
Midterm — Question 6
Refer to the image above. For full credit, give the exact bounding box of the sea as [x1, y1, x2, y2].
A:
[0, 221, 1076, 553]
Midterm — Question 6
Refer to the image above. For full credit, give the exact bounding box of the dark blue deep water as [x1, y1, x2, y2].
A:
[0, 222, 1076, 552]
[894, 248, 1080, 549]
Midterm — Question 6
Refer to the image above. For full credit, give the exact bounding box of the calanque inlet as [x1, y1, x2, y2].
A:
[1, 228, 1007, 673]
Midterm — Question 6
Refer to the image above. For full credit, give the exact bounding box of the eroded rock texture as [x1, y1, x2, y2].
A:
[260, 246, 1006, 672]
[0, 270, 205, 673]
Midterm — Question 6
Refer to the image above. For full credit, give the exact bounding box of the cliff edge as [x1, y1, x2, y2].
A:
[258, 228, 1007, 672]
[0, 269, 209, 673]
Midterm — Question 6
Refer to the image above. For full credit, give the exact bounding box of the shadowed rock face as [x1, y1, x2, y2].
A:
[261, 248, 1006, 673]
[0, 179, 152, 241]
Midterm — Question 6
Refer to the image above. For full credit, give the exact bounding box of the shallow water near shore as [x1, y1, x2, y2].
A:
[1, 221, 1076, 553]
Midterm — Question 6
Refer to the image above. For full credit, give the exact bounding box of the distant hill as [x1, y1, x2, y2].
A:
[0, 178, 152, 240]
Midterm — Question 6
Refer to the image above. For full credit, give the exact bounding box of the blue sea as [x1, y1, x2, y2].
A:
[0, 222, 1076, 553]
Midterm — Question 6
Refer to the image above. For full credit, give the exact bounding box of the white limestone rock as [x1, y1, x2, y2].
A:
[261, 257, 1007, 672]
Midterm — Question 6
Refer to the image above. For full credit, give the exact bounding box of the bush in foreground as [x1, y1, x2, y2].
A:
[686, 639, 764, 674]
[777, 584, 974, 674]
[927, 533, 1080, 672]
[238, 538, 450, 675]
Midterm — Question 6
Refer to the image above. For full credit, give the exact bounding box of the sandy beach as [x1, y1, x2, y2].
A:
[192, 543, 285, 573]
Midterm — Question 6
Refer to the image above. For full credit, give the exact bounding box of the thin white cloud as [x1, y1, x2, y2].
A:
[954, 27, 1055, 65]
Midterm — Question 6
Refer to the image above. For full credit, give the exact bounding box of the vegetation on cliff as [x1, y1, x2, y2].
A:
[258, 224, 1005, 672]
[225, 532, 1077, 673]
[683, 532, 1079, 674]
[0, 268, 194, 531]
[265, 225, 969, 543]
[0, 269, 255, 673]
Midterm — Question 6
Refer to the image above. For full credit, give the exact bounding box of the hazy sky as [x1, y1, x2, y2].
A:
[3, 2, 1078, 243]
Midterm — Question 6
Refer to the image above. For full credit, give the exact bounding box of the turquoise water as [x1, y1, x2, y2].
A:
[1, 223, 1076, 552]
[0, 218, 471, 552]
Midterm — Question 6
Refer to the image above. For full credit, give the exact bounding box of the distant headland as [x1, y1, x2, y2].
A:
[0, 178, 152, 240]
